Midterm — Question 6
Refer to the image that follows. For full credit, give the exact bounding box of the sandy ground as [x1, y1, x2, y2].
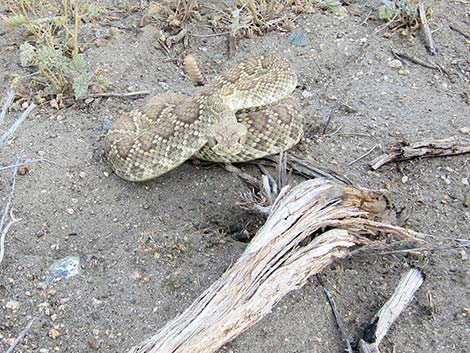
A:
[1, 1, 469, 352]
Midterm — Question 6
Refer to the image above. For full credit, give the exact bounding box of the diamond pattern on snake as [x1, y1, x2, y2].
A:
[104, 55, 304, 182]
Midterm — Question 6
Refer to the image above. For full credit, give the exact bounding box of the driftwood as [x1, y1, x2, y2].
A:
[358, 268, 424, 353]
[127, 178, 426, 353]
[369, 136, 470, 170]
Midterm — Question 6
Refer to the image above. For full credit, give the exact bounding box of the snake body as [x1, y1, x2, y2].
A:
[104, 55, 304, 181]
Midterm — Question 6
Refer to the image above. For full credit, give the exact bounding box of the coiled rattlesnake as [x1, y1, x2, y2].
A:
[104, 55, 304, 181]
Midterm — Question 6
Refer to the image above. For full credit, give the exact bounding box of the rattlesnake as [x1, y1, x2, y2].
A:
[104, 55, 304, 182]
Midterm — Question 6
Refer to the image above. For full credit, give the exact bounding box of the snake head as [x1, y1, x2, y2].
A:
[206, 119, 248, 156]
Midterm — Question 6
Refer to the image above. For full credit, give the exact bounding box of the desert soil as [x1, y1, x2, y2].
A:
[0, 1, 469, 352]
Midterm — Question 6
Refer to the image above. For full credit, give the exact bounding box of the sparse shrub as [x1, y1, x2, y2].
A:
[378, 0, 430, 29]
[1, 0, 105, 99]
[230, 0, 320, 37]
[141, 0, 199, 29]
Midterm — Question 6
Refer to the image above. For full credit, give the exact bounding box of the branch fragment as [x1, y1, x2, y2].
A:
[369, 136, 470, 170]
[358, 268, 424, 353]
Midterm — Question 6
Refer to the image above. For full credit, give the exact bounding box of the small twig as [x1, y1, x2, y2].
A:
[82, 91, 150, 99]
[359, 9, 373, 26]
[358, 269, 424, 353]
[322, 126, 342, 137]
[418, 3, 436, 55]
[0, 158, 60, 172]
[322, 286, 354, 353]
[0, 91, 15, 125]
[223, 163, 259, 187]
[0, 103, 36, 150]
[0, 157, 20, 265]
[391, 50, 442, 72]
[190, 31, 230, 38]
[449, 23, 470, 39]
[5, 317, 37, 353]
[348, 144, 380, 166]
[374, 12, 399, 34]
[321, 108, 335, 135]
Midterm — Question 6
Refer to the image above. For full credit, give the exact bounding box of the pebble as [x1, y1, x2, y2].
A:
[79, 172, 87, 179]
[49, 329, 61, 339]
[388, 59, 403, 69]
[66, 208, 75, 215]
[6, 300, 20, 310]
[38, 150, 46, 156]
[284, 31, 309, 47]
[131, 271, 142, 281]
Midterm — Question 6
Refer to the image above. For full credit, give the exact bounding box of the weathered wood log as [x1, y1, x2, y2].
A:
[127, 179, 426, 353]
[358, 268, 425, 353]
[369, 136, 470, 170]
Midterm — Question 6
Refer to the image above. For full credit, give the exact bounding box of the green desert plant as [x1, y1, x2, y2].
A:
[1, 0, 104, 99]
[378, 0, 423, 29]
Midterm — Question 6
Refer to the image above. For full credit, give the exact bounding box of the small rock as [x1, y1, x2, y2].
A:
[103, 171, 110, 177]
[131, 271, 142, 281]
[398, 69, 409, 75]
[38, 150, 46, 156]
[284, 31, 309, 47]
[66, 208, 75, 215]
[464, 198, 470, 208]
[102, 118, 112, 132]
[388, 59, 403, 69]
[50, 314, 58, 322]
[79, 172, 87, 179]
[94, 38, 106, 47]
[6, 300, 20, 310]
[302, 89, 315, 98]
[401, 175, 409, 184]
[49, 329, 61, 339]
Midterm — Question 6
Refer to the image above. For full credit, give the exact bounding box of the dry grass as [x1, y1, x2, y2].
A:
[141, 0, 199, 29]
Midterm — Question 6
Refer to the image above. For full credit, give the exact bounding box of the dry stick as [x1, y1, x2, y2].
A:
[0, 91, 15, 125]
[0, 158, 60, 172]
[265, 154, 353, 186]
[449, 23, 470, 39]
[321, 286, 354, 353]
[0, 103, 36, 150]
[418, 3, 436, 55]
[391, 50, 442, 72]
[0, 157, 21, 265]
[83, 91, 150, 99]
[348, 144, 380, 166]
[369, 136, 470, 170]
[127, 179, 426, 353]
[358, 268, 424, 353]
[5, 317, 37, 353]
[321, 108, 335, 135]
